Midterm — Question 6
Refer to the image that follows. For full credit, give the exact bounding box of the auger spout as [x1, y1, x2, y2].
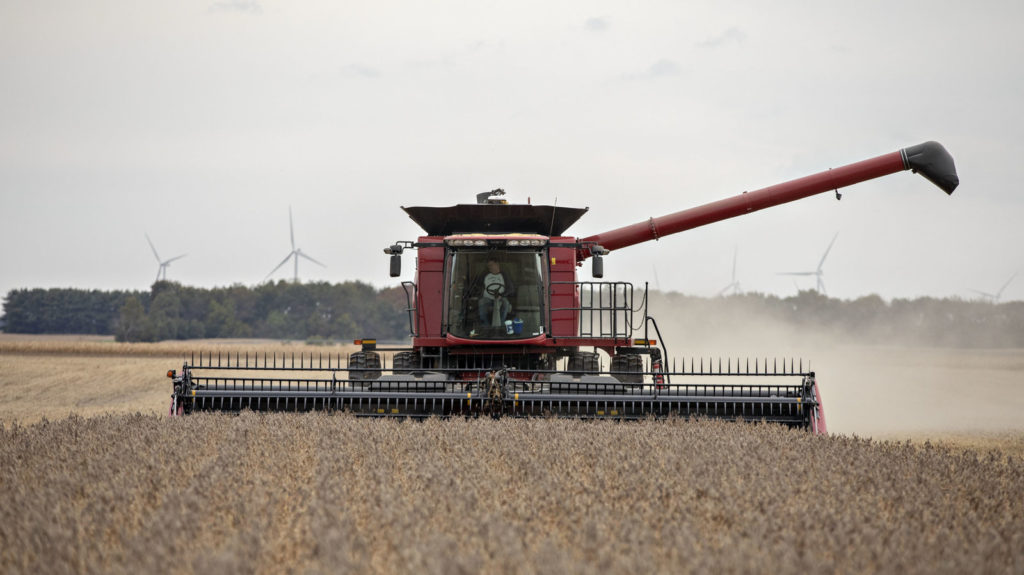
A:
[580, 141, 958, 256]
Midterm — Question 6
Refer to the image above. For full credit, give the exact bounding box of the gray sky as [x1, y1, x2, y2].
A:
[2, 0, 1022, 302]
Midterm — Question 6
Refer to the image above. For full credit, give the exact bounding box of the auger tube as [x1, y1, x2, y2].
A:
[580, 141, 958, 256]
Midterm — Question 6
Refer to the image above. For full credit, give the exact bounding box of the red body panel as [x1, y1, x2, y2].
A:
[548, 241, 580, 338]
[811, 382, 828, 435]
[446, 333, 548, 346]
[414, 239, 445, 340]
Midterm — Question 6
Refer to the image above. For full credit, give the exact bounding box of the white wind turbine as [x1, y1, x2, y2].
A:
[264, 207, 326, 283]
[971, 272, 1017, 303]
[717, 246, 742, 296]
[145, 233, 186, 283]
[778, 233, 838, 295]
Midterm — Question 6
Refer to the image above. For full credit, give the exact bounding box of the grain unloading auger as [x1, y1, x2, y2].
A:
[168, 142, 958, 433]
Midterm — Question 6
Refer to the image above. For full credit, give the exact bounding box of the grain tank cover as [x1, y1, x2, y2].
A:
[402, 203, 589, 236]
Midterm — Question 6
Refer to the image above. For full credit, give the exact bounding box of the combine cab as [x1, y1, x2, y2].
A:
[169, 141, 959, 433]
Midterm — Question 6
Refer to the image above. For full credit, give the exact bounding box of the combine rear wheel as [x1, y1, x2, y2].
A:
[566, 351, 600, 374]
[610, 354, 644, 384]
[349, 351, 382, 381]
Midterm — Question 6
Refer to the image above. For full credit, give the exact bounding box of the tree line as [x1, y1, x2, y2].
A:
[2, 281, 411, 342]
[4, 284, 1024, 347]
[650, 291, 1024, 349]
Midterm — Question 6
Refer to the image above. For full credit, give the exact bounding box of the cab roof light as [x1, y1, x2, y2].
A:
[447, 237, 547, 247]
[446, 238, 488, 246]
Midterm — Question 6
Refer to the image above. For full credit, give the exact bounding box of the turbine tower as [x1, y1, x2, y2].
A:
[265, 207, 326, 283]
[717, 246, 742, 296]
[145, 233, 186, 283]
[778, 233, 838, 295]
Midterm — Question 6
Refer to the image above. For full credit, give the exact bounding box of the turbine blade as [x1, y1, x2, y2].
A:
[778, 272, 815, 276]
[164, 254, 187, 264]
[717, 282, 738, 296]
[817, 232, 838, 272]
[289, 206, 295, 251]
[298, 251, 326, 267]
[997, 272, 1017, 297]
[145, 233, 161, 262]
[265, 252, 295, 281]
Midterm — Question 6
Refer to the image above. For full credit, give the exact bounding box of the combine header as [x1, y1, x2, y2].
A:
[168, 141, 959, 433]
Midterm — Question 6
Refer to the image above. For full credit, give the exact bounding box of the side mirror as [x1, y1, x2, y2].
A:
[590, 244, 607, 278]
[384, 243, 405, 277]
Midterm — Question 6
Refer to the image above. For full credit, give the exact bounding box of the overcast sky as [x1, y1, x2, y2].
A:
[2, 1, 1022, 303]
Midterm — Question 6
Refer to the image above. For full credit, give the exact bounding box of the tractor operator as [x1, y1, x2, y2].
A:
[477, 257, 516, 327]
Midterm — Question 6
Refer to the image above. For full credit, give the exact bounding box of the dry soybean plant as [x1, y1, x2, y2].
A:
[1, 414, 1022, 574]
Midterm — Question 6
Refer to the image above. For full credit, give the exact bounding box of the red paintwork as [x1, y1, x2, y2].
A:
[446, 333, 548, 346]
[580, 150, 906, 256]
[811, 382, 828, 435]
[548, 241, 579, 338]
[414, 240, 445, 339]
[436, 335, 632, 353]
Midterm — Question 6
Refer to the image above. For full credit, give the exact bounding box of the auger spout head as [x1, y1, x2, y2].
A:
[902, 141, 959, 195]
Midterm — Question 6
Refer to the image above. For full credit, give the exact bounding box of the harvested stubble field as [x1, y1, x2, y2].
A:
[1, 414, 1023, 574]
[0, 335, 358, 422]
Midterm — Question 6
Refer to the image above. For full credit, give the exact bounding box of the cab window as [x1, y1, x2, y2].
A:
[446, 250, 546, 339]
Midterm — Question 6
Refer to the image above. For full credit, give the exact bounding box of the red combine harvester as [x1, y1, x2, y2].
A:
[168, 142, 958, 433]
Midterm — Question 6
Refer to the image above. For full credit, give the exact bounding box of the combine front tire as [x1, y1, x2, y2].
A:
[610, 354, 644, 384]
[566, 351, 600, 375]
[392, 351, 421, 374]
[349, 351, 382, 381]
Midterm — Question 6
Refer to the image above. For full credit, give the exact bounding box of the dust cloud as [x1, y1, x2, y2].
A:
[648, 296, 1024, 436]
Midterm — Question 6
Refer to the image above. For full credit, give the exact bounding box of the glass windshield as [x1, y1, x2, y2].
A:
[446, 249, 546, 339]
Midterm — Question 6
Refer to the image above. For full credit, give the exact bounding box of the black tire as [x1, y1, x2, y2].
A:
[566, 351, 600, 375]
[392, 351, 420, 374]
[610, 354, 644, 384]
[349, 351, 382, 381]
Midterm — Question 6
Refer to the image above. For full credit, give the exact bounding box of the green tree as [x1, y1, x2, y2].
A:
[147, 289, 184, 340]
[115, 296, 149, 342]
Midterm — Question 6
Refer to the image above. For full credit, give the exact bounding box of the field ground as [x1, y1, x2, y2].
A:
[2, 415, 1022, 574]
